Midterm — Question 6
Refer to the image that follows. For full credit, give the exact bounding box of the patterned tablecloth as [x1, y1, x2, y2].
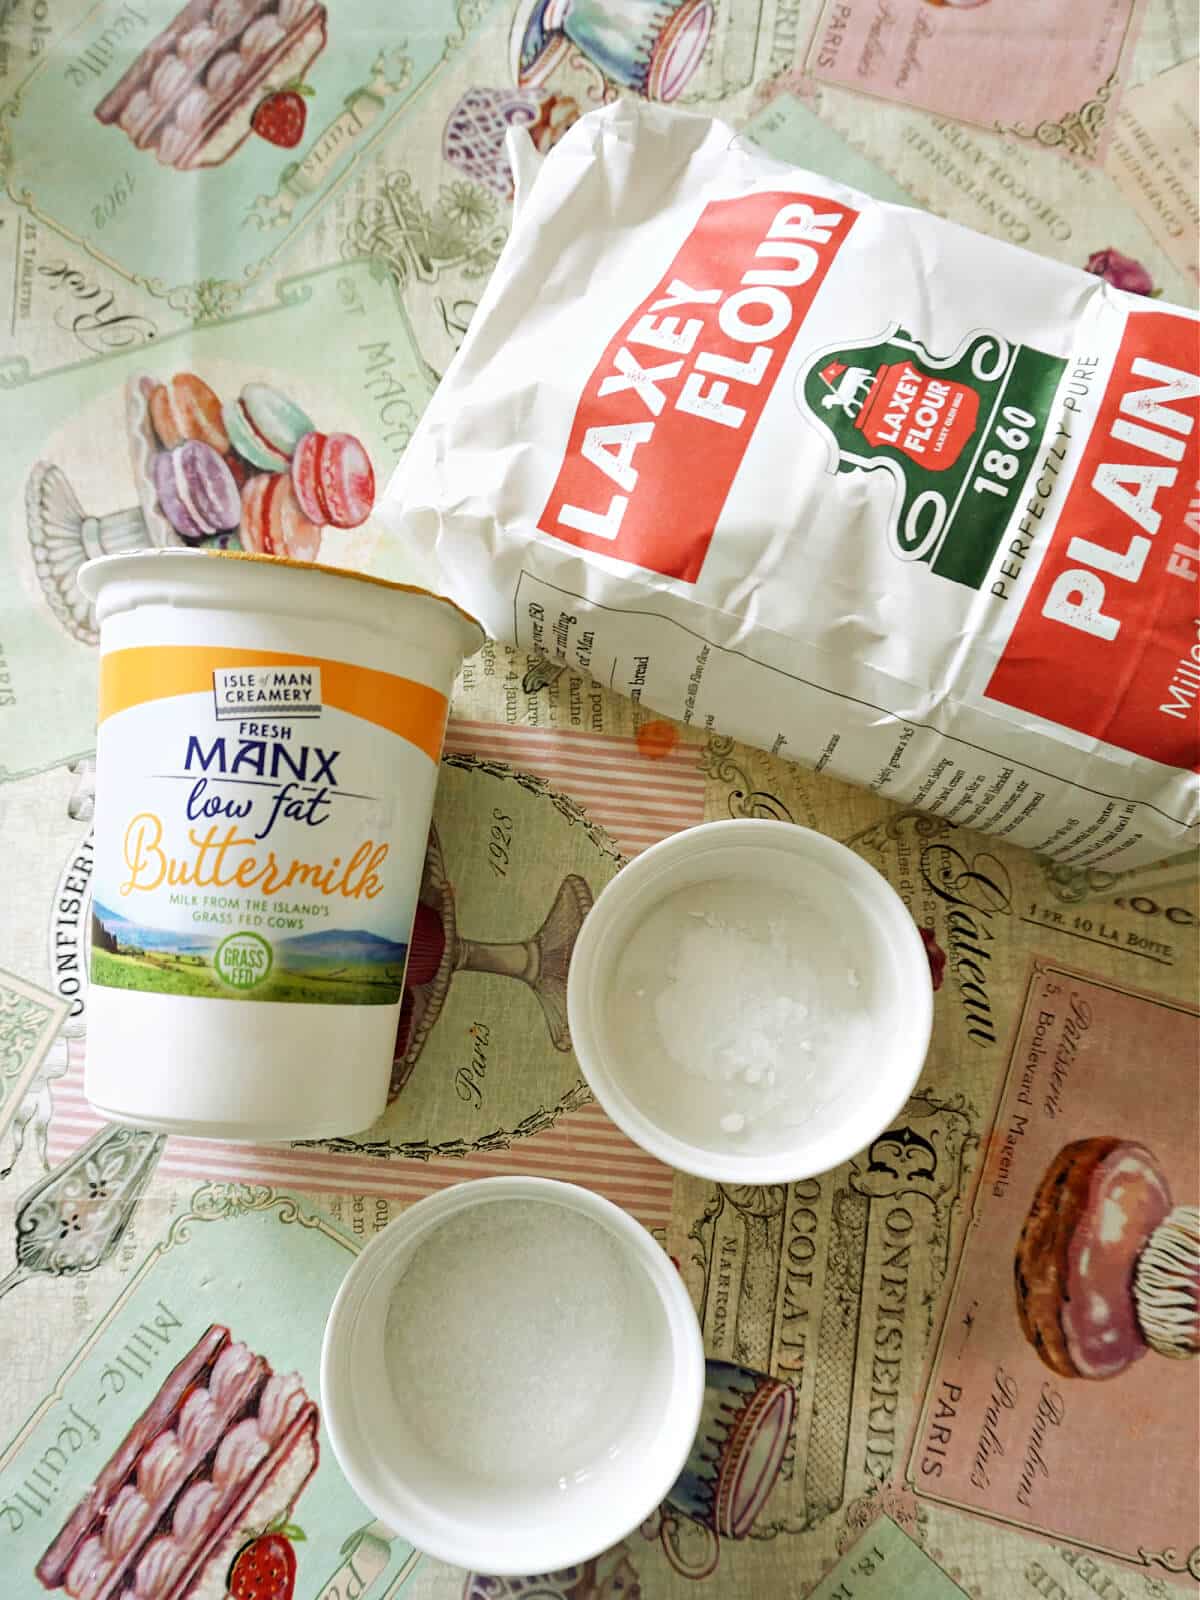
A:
[0, 2, 1197, 1597]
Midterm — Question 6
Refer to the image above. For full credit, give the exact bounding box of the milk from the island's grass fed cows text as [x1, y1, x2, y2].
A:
[381, 101, 1199, 870]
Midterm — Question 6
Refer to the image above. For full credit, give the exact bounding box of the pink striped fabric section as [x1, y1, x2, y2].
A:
[46, 1074, 675, 1228]
[45, 720, 704, 1228]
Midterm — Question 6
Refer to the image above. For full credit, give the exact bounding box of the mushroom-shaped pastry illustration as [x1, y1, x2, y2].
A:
[25, 373, 243, 644]
[1015, 1137, 1199, 1379]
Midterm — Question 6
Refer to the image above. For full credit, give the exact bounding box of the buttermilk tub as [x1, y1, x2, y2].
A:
[79, 549, 483, 1140]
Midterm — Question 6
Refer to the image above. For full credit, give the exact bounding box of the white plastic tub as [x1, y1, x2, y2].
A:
[78, 549, 482, 1140]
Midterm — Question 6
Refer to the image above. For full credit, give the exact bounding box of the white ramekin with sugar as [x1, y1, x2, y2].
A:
[321, 1176, 706, 1574]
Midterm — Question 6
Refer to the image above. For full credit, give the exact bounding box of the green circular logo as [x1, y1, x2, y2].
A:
[213, 931, 273, 992]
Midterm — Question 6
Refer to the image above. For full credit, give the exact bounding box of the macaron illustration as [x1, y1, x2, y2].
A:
[291, 430, 375, 528]
[1015, 1137, 1199, 1379]
[223, 383, 314, 472]
[241, 472, 321, 561]
[152, 441, 241, 542]
[149, 372, 229, 453]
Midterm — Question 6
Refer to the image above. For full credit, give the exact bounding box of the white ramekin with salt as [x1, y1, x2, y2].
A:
[567, 820, 933, 1182]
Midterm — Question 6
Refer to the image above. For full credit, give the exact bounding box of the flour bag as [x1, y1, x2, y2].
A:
[380, 102, 1199, 869]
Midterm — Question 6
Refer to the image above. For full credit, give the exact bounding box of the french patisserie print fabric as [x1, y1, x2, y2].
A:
[36, 1325, 319, 1599]
[31, 360, 374, 632]
[3, 258, 410, 783]
[911, 964, 1199, 1570]
[1, 0, 499, 298]
[0, 1189, 417, 1596]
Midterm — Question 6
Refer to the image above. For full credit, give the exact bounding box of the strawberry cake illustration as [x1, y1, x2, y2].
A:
[94, 0, 328, 169]
[26, 369, 375, 643]
[36, 1323, 318, 1597]
[1015, 1137, 1200, 1379]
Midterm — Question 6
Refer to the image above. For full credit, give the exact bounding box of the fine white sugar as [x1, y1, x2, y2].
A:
[385, 1199, 640, 1486]
[610, 876, 877, 1150]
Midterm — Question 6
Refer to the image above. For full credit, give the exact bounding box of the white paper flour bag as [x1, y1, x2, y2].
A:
[380, 101, 1199, 869]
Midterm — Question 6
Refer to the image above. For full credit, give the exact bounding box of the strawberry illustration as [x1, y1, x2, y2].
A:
[227, 1519, 304, 1600]
[251, 82, 313, 149]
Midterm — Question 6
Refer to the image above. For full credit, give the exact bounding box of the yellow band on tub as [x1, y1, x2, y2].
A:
[98, 645, 449, 763]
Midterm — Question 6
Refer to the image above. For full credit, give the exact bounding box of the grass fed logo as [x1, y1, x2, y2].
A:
[213, 665, 322, 721]
[213, 930, 273, 991]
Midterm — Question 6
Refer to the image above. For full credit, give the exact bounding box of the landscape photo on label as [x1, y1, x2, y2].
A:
[90, 902, 408, 1005]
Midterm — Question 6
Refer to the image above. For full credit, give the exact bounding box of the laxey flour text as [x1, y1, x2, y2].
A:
[382, 102, 1200, 870]
[540, 191, 858, 581]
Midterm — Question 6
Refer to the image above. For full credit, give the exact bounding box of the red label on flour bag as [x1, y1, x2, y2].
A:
[539, 191, 858, 581]
[987, 310, 1200, 771]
